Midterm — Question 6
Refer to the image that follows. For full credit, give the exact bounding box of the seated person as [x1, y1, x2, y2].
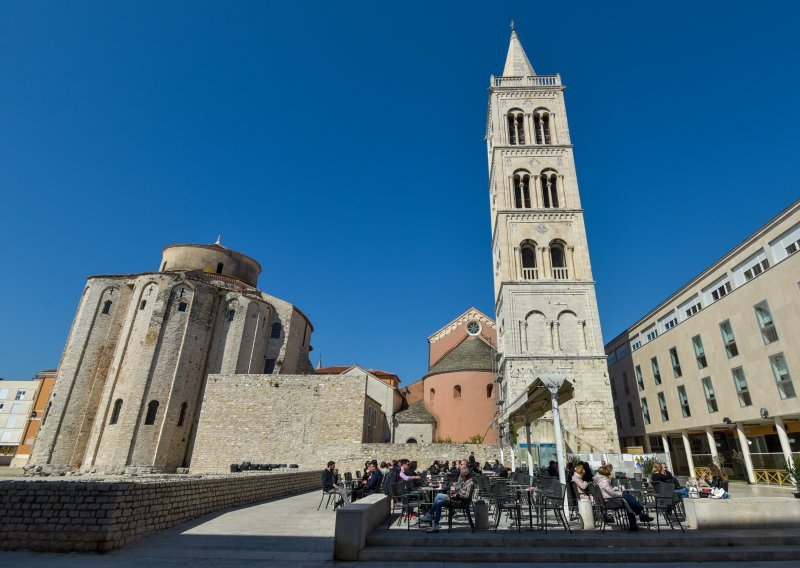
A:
[419, 467, 474, 533]
[546, 460, 559, 478]
[651, 463, 688, 498]
[483, 461, 494, 471]
[322, 461, 350, 509]
[703, 464, 730, 498]
[594, 465, 653, 531]
[399, 459, 422, 484]
[361, 460, 384, 495]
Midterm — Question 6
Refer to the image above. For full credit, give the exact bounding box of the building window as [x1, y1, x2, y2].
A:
[144, 401, 159, 425]
[178, 302, 188, 312]
[540, 171, 559, 208]
[102, 300, 113, 315]
[677, 386, 691, 418]
[651, 357, 662, 385]
[685, 301, 702, 319]
[139, 300, 147, 310]
[786, 238, 800, 256]
[631, 338, 641, 351]
[227, 309, 235, 322]
[720, 320, 739, 358]
[216, 262, 224, 274]
[520, 242, 538, 280]
[622, 371, 630, 395]
[754, 301, 779, 344]
[627, 402, 636, 427]
[513, 172, 532, 208]
[507, 110, 525, 145]
[663, 318, 677, 331]
[701, 377, 718, 413]
[731, 367, 752, 407]
[14, 389, 26, 400]
[270, 322, 282, 339]
[0, 388, 7, 399]
[486, 384, 494, 398]
[264, 358, 276, 373]
[646, 329, 658, 342]
[10, 403, 21, 414]
[692, 335, 708, 369]
[710, 281, 732, 302]
[669, 347, 682, 378]
[657, 392, 669, 421]
[635, 365, 644, 391]
[454, 385, 462, 398]
[533, 111, 552, 144]
[429, 388, 436, 402]
[743, 258, 770, 281]
[770, 354, 796, 400]
[110, 399, 123, 425]
[550, 243, 568, 279]
[177, 402, 188, 426]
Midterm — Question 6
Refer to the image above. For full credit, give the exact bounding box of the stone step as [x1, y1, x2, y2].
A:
[358, 545, 800, 563]
[368, 529, 800, 549]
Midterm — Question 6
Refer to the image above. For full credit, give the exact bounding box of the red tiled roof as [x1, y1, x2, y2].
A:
[316, 366, 399, 382]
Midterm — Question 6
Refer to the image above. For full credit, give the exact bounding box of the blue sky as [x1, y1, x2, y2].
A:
[1, 1, 798, 383]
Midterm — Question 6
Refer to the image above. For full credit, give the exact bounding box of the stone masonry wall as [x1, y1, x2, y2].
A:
[0, 471, 319, 553]
[191, 441, 501, 476]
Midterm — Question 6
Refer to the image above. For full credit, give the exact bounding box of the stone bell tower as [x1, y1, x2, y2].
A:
[486, 24, 619, 455]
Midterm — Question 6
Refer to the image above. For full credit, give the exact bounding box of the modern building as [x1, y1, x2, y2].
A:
[0, 379, 38, 466]
[10, 370, 56, 467]
[606, 199, 800, 483]
[403, 308, 500, 444]
[30, 240, 314, 474]
[486, 27, 619, 457]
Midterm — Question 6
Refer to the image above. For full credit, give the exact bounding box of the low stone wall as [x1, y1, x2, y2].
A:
[190, 442, 501, 476]
[684, 496, 800, 529]
[0, 471, 319, 553]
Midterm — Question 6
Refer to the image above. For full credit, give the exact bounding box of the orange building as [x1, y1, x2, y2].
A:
[10, 370, 56, 466]
[404, 308, 499, 444]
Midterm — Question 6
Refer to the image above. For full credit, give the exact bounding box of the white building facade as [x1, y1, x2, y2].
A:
[0, 380, 37, 466]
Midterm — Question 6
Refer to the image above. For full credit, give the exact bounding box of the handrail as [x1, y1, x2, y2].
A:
[493, 75, 561, 87]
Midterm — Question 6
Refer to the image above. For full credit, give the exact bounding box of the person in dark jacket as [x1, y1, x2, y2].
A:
[322, 461, 350, 508]
[362, 461, 384, 495]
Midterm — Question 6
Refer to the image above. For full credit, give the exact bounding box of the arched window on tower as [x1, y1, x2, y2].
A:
[540, 171, 559, 208]
[551, 242, 568, 280]
[520, 241, 538, 280]
[270, 322, 282, 339]
[144, 400, 159, 425]
[507, 110, 525, 145]
[533, 110, 553, 144]
[454, 385, 462, 399]
[513, 171, 532, 209]
[109, 399, 123, 425]
[429, 388, 436, 402]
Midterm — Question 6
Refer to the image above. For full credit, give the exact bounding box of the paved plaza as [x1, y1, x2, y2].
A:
[0, 482, 799, 567]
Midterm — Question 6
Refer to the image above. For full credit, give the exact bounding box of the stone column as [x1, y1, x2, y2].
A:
[661, 434, 673, 471]
[507, 176, 514, 208]
[555, 321, 562, 351]
[681, 431, 695, 478]
[567, 246, 576, 279]
[542, 246, 551, 279]
[535, 246, 545, 278]
[706, 427, 719, 465]
[532, 174, 541, 208]
[513, 246, 520, 280]
[550, 113, 558, 144]
[735, 422, 756, 484]
[775, 416, 793, 466]
[525, 422, 534, 474]
[526, 113, 534, 145]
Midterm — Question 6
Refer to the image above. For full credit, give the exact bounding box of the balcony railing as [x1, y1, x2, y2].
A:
[492, 75, 561, 87]
[552, 267, 569, 280]
[522, 268, 539, 280]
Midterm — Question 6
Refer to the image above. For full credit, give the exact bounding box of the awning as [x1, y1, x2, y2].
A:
[498, 373, 574, 428]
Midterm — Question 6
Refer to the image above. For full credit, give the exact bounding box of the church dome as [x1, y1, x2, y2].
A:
[160, 239, 262, 287]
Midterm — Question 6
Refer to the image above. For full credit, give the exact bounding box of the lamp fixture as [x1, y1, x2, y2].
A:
[760, 408, 769, 419]
[722, 417, 732, 424]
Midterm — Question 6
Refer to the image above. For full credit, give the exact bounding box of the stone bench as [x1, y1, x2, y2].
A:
[333, 494, 390, 561]
[684, 496, 800, 529]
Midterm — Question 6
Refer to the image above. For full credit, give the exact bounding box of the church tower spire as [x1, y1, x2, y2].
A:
[486, 26, 619, 458]
[502, 22, 536, 77]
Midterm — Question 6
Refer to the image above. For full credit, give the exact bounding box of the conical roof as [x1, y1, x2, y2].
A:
[502, 29, 535, 77]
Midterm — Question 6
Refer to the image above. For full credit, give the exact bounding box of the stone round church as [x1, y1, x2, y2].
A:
[30, 241, 314, 473]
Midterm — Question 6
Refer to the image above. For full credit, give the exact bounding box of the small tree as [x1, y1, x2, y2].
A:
[465, 434, 484, 444]
[783, 454, 800, 492]
[641, 455, 660, 477]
